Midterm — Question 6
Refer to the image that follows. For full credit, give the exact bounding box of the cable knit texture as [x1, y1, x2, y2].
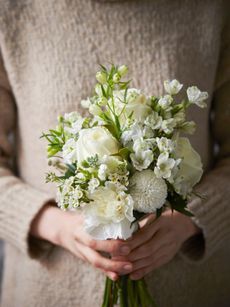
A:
[0, 0, 230, 306]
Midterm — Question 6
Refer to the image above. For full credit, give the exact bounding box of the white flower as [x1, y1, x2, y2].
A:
[154, 152, 176, 179]
[130, 150, 154, 171]
[62, 138, 77, 164]
[113, 89, 152, 123]
[98, 164, 108, 181]
[88, 178, 100, 193]
[121, 123, 144, 146]
[164, 79, 183, 95]
[89, 104, 102, 116]
[172, 137, 203, 197]
[64, 112, 81, 123]
[75, 127, 119, 165]
[129, 170, 167, 213]
[81, 98, 91, 109]
[156, 137, 175, 153]
[158, 95, 173, 109]
[144, 112, 163, 130]
[187, 86, 208, 108]
[161, 118, 176, 134]
[83, 185, 135, 240]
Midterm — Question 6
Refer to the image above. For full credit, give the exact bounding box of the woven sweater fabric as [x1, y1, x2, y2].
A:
[0, 0, 230, 306]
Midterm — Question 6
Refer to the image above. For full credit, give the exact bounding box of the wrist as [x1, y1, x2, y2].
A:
[30, 202, 63, 245]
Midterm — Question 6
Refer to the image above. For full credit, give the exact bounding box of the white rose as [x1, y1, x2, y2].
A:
[172, 137, 203, 197]
[164, 79, 183, 95]
[187, 86, 208, 108]
[113, 89, 152, 123]
[76, 127, 119, 165]
[129, 169, 167, 213]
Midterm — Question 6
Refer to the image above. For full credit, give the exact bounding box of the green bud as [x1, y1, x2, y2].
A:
[113, 73, 121, 83]
[96, 71, 107, 84]
[118, 65, 128, 77]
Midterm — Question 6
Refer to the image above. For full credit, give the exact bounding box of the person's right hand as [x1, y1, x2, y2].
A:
[30, 203, 132, 280]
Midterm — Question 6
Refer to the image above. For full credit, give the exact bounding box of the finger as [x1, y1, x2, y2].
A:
[125, 219, 161, 252]
[138, 213, 156, 228]
[102, 270, 119, 281]
[75, 241, 133, 275]
[126, 230, 170, 261]
[74, 228, 131, 256]
[130, 254, 170, 280]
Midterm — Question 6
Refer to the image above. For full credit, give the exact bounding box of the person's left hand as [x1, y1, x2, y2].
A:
[112, 210, 201, 280]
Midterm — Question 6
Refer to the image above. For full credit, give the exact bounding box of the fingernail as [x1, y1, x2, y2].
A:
[123, 264, 132, 271]
[120, 246, 130, 255]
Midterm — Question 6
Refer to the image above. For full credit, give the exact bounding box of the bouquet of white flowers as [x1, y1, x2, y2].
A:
[42, 64, 207, 306]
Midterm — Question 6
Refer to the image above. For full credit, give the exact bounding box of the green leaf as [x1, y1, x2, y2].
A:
[118, 147, 131, 160]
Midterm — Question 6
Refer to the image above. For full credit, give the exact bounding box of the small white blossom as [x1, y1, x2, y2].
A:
[130, 150, 154, 171]
[96, 71, 107, 84]
[121, 123, 144, 145]
[173, 109, 186, 124]
[89, 104, 102, 116]
[164, 79, 183, 95]
[144, 112, 162, 130]
[180, 121, 196, 134]
[154, 152, 176, 179]
[62, 138, 77, 164]
[187, 86, 208, 108]
[88, 178, 100, 193]
[64, 112, 81, 123]
[156, 137, 175, 153]
[161, 118, 176, 134]
[158, 95, 173, 109]
[81, 98, 91, 109]
[98, 164, 108, 181]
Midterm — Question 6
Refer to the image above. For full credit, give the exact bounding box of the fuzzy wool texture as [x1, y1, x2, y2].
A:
[0, 0, 230, 306]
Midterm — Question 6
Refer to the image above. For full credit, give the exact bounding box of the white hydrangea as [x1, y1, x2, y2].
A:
[164, 79, 183, 95]
[187, 86, 208, 108]
[129, 170, 167, 213]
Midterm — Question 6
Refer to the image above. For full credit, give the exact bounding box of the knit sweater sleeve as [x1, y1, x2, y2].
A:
[180, 13, 230, 262]
[0, 51, 55, 259]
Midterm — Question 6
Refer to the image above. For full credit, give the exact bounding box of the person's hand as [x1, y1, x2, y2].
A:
[30, 203, 133, 280]
[112, 210, 201, 280]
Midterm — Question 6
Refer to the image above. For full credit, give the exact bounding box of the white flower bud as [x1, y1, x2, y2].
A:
[118, 65, 128, 77]
[113, 73, 121, 83]
[96, 71, 107, 84]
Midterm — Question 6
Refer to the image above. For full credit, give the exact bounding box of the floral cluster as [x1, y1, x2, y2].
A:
[42, 64, 208, 240]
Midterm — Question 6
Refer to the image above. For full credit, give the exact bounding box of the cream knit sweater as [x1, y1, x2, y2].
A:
[0, 0, 230, 306]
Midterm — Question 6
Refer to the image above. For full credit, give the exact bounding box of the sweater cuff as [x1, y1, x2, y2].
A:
[179, 180, 230, 263]
[0, 177, 55, 260]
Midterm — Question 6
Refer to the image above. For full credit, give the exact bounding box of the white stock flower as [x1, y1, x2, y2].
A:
[180, 121, 196, 134]
[144, 112, 163, 130]
[154, 152, 176, 179]
[158, 95, 173, 109]
[76, 127, 119, 165]
[187, 86, 208, 108]
[62, 138, 77, 164]
[172, 137, 203, 197]
[164, 80, 183, 95]
[83, 185, 135, 240]
[129, 169, 167, 213]
[81, 98, 91, 109]
[156, 137, 175, 153]
[173, 109, 186, 124]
